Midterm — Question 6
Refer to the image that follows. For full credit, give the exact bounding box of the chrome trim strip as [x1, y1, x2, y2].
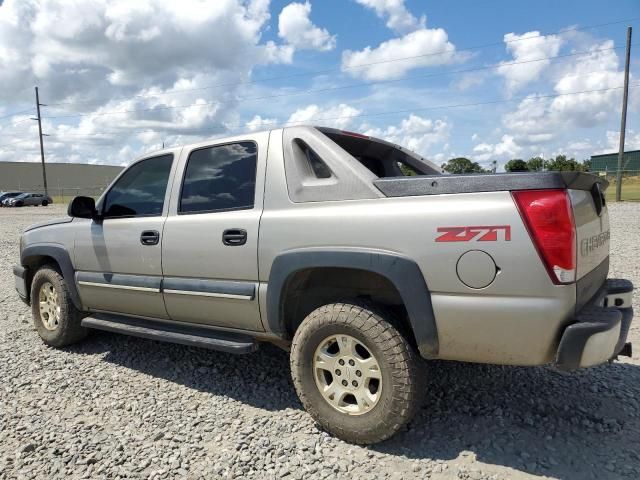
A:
[163, 289, 253, 300]
[78, 281, 160, 293]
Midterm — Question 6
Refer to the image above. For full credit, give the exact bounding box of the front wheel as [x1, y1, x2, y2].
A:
[31, 266, 88, 347]
[290, 301, 423, 444]
[41, 200, 48, 206]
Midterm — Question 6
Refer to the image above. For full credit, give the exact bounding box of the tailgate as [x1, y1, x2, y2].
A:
[569, 181, 610, 310]
[570, 186, 610, 280]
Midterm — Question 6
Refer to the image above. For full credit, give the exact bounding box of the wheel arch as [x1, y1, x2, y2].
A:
[21, 244, 82, 309]
[266, 248, 438, 358]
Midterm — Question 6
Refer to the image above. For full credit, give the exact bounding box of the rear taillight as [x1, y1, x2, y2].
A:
[512, 189, 576, 284]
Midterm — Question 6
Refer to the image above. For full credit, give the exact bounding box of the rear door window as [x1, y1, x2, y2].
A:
[179, 142, 257, 214]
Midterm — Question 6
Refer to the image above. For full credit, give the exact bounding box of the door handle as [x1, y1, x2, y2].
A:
[222, 229, 247, 246]
[140, 230, 160, 246]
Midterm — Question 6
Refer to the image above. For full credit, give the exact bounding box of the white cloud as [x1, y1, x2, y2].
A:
[432, 152, 446, 163]
[549, 40, 624, 127]
[342, 1, 461, 81]
[342, 28, 460, 81]
[246, 114, 278, 131]
[4, 78, 231, 165]
[598, 130, 640, 154]
[565, 140, 594, 152]
[278, 2, 336, 51]
[503, 94, 552, 137]
[473, 134, 522, 162]
[263, 41, 295, 64]
[500, 38, 627, 155]
[287, 104, 361, 129]
[354, 0, 425, 35]
[362, 114, 450, 156]
[0, 0, 285, 101]
[497, 31, 562, 92]
[0, 0, 301, 165]
[452, 70, 490, 91]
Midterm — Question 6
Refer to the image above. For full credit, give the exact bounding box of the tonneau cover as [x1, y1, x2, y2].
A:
[375, 171, 608, 197]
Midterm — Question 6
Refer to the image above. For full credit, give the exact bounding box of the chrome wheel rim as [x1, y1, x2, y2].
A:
[38, 282, 61, 331]
[313, 334, 382, 415]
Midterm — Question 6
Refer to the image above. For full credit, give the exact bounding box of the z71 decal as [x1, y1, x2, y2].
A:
[436, 225, 511, 242]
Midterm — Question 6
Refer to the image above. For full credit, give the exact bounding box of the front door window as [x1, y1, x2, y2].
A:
[103, 154, 173, 218]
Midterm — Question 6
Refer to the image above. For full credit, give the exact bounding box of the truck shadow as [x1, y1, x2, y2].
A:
[377, 360, 640, 480]
[70, 331, 299, 411]
[70, 332, 640, 480]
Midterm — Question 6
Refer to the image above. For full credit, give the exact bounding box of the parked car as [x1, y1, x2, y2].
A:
[0, 191, 23, 206]
[5, 192, 52, 207]
[13, 126, 633, 444]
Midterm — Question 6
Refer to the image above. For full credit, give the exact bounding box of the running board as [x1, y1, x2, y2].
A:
[81, 314, 259, 354]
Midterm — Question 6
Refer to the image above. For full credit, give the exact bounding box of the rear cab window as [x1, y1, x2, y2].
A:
[317, 127, 441, 177]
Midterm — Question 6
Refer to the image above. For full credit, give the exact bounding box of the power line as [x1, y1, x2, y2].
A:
[0, 83, 633, 148]
[44, 16, 639, 108]
[0, 108, 34, 121]
[0, 117, 37, 128]
[0, 138, 38, 149]
[42, 45, 634, 121]
[226, 83, 640, 131]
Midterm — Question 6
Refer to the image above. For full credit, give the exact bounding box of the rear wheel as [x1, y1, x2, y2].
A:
[41, 200, 48, 206]
[31, 266, 87, 347]
[290, 301, 423, 444]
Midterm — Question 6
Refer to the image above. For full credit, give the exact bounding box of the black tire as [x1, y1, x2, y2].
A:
[290, 301, 423, 444]
[15, 201, 23, 207]
[30, 266, 88, 347]
[41, 200, 48, 206]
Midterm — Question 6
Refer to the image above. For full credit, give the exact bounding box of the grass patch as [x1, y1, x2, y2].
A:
[606, 176, 640, 202]
[50, 196, 69, 205]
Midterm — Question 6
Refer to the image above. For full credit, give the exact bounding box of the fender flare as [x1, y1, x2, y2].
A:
[21, 244, 82, 310]
[266, 248, 438, 358]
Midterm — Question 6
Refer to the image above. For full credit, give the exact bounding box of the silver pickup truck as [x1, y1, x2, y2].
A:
[14, 125, 634, 444]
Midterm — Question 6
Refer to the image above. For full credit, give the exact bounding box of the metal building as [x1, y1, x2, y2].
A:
[590, 150, 640, 174]
[0, 161, 123, 198]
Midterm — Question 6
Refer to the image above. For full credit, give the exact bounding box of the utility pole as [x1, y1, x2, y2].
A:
[616, 26, 632, 202]
[33, 86, 49, 197]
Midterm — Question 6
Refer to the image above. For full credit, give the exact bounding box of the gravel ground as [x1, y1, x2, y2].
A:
[0, 203, 638, 480]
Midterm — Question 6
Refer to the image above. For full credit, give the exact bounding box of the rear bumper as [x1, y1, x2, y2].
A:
[556, 278, 634, 370]
[13, 264, 29, 305]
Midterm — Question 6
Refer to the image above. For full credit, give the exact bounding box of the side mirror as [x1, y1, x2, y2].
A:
[68, 196, 97, 219]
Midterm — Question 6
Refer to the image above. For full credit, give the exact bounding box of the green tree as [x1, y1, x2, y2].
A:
[398, 163, 418, 176]
[545, 154, 583, 172]
[527, 156, 544, 171]
[441, 157, 485, 174]
[582, 158, 592, 171]
[504, 159, 529, 172]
